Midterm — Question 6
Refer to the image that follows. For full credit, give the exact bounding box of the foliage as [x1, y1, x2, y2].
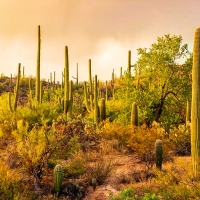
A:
[101, 120, 174, 170]
[86, 156, 115, 185]
[153, 158, 200, 199]
[0, 159, 23, 199]
[63, 151, 86, 178]
[113, 35, 192, 127]
[169, 123, 191, 155]
[142, 193, 159, 200]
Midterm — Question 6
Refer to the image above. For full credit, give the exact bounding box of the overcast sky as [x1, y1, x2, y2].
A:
[0, 0, 199, 82]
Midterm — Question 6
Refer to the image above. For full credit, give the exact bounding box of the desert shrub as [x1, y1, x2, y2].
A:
[63, 151, 87, 179]
[86, 156, 115, 185]
[169, 124, 191, 156]
[101, 121, 174, 170]
[12, 120, 59, 182]
[127, 124, 174, 170]
[153, 158, 200, 199]
[100, 119, 134, 146]
[142, 193, 159, 200]
[111, 187, 135, 200]
[0, 159, 23, 199]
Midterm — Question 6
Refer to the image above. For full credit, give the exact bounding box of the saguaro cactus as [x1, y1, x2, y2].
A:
[53, 164, 63, 194]
[14, 63, 21, 111]
[191, 27, 200, 178]
[88, 59, 93, 110]
[68, 80, 73, 118]
[94, 75, 99, 124]
[84, 82, 91, 112]
[120, 66, 123, 79]
[39, 81, 43, 104]
[131, 102, 138, 126]
[155, 139, 163, 170]
[112, 69, 115, 100]
[64, 46, 69, 114]
[186, 100, 191, 124]
[76, 63, 78, 85]
[105, 80, 108, 102]
[10, 74, 12, 92]
[99, 98, 106, 122]
[128, 50, 131, 74]
[36, 25, 41, 103]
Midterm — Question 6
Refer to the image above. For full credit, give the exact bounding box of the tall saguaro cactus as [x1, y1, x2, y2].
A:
[94, 75, 99, 124]
[128, 50, 131, 74]
[36, 25, 41, 102]
[14, 63, 21, 111]
[64, 46, 69, 114]
[76, 63, 79, 85]
[191, 27, 200, 178]
[88, 59, 93, 110]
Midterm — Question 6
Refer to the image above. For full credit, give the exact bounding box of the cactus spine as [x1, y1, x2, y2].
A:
[94, 75, 99, 124]
[14, 63, 21, 111]
[155, 139, 163, 170]
[131, 102, 138, 126]
[36, 25, 41, 103]
[100, 98, 106, 122]
[191, 27, 200, 178]
[53, 164, 63, 194]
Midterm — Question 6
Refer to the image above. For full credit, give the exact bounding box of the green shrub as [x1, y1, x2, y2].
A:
[142, 193, 159, 200]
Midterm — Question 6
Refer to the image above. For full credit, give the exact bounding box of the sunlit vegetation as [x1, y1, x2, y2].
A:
[0, 29, 198, 199]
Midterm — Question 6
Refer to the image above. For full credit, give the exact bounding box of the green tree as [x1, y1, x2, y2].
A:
[115, 34, 192, 126]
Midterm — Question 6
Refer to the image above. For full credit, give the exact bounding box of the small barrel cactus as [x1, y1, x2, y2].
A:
[91, 178, 97, 191]
[155, 139, 163, 170]
[53, 164, 63, 194]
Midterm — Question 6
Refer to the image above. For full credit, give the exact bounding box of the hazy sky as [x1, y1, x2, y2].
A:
[0, 0, 199, 82]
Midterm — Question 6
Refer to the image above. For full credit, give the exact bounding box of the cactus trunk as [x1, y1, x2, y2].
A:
[94, 75, 99, 124]
[100, 98, 106, 122]
[191, 27, 200, 178]
[128, 50, 131, 74]
[105, 80, 108, 102]
[88, 59, 93, 110]
[64, 46, 69, 114]
[36, 25, 41, 103]
[131, 102, 138, 126]
[76, 63, 78, 85]
[53, 164, 63, 194]
[14, 63, 21, 111]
